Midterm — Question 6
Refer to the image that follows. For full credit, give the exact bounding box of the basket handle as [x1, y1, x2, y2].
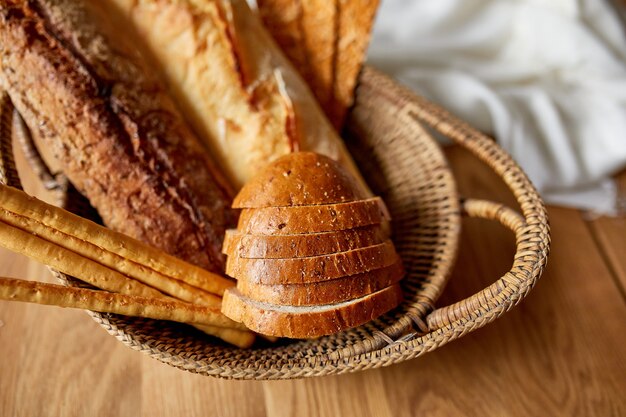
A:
[363, 65, 551, 332]
[425, 198, 527, 329]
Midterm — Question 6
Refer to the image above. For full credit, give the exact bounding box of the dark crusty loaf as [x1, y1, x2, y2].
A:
[226, 240, 400, 284]
[222, 284, 403, 338]
[237, 260, 405, 306]
[222, 225, 388, 259]
[237, 197, 390, 235]
[0, 0, 236, 271]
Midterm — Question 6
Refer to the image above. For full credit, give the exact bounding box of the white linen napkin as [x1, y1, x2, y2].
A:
[369, 0, 626, 214]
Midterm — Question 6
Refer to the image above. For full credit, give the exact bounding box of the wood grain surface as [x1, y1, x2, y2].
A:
[1, 137, 625, 416]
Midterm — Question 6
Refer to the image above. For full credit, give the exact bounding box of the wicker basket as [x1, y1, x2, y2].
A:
[0, 67, 550, 379]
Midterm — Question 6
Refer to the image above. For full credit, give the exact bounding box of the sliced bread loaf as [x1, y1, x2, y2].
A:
[221, 284, 403, 338]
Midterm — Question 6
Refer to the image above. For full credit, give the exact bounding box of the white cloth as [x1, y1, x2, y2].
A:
[369, 0, 626, 214]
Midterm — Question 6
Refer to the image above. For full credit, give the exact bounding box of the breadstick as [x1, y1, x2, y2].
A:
[0, 195, 255, 345]
[0, 185, 233, 296]
[0, 277, 245, 329]
[0, 218, 254, 346]
[0, 207, 220, 306]
[0, 220, 164, 298]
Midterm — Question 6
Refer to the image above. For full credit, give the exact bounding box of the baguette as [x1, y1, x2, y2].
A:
[237, 260, 404, 306]
[226, 240, 400, 284]
[237, 197, 389, 235]
[222, 225, 387, 259]
[0, 0, 236, 272]
[233, 152, 369, 208]
[331, 0, 380, 128]
[222, 284, 403, 338]
[102, 0, 369, 192]
[256, 0, 380, 130]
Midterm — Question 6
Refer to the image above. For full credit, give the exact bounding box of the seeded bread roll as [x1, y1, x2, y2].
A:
[0, 0, 236, 271]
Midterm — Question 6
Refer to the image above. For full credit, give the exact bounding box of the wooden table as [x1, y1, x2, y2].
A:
[0, 142, 625, 416]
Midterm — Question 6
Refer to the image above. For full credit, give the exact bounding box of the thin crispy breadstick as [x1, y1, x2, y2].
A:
[0, 277, 245, 329]
[0, 190, 255, 346]
[193, 324, 256, 348]
[0, 220, 164, 298]
[0, 185, 233, 296]
[0, 206, 221, 306]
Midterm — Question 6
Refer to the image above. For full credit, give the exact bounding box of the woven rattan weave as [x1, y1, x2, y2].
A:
[0, 68, 549, 379]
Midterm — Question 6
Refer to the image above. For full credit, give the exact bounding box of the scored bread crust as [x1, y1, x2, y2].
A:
[237, 260, 404, 306]
[222, 225, 388, 259]
[331, 0, 380, 128]
[237, 197, 390, 235]
[222, 284, 403, 338]
[226, 240, 399, 284]
[0, 0, 236, 271]
[233, 152, 370, 208]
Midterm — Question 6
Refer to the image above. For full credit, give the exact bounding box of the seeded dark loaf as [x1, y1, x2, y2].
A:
[0, 0, 237, 271]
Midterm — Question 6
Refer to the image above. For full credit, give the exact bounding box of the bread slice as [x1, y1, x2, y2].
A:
[331, 0, 380, 128]
[232, 152, 370, 208]
[222, 225, 387, 259]
[237, 260, 404, 306]
[226, 240, 399, 284]
[237, 197, 389, 235]
[221, 284, 403, 338]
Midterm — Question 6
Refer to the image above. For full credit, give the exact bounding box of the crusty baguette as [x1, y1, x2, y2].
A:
[222, 225, 387, 259]
[222, 284, 403, 338]
[0, 0, 236, 272]
[256, 0, 310, 86]
[102, 0, 369, 192]
[237, 197, 389, 235]
[226, 240, 400, 284]
[331, 0, 380, 128]
[299, 0, 337, 110]
[256, 0, 380, 130]
[237, 260, 404, 306]
[233, 152, 369, 208]
[256, 0, 337, 124]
